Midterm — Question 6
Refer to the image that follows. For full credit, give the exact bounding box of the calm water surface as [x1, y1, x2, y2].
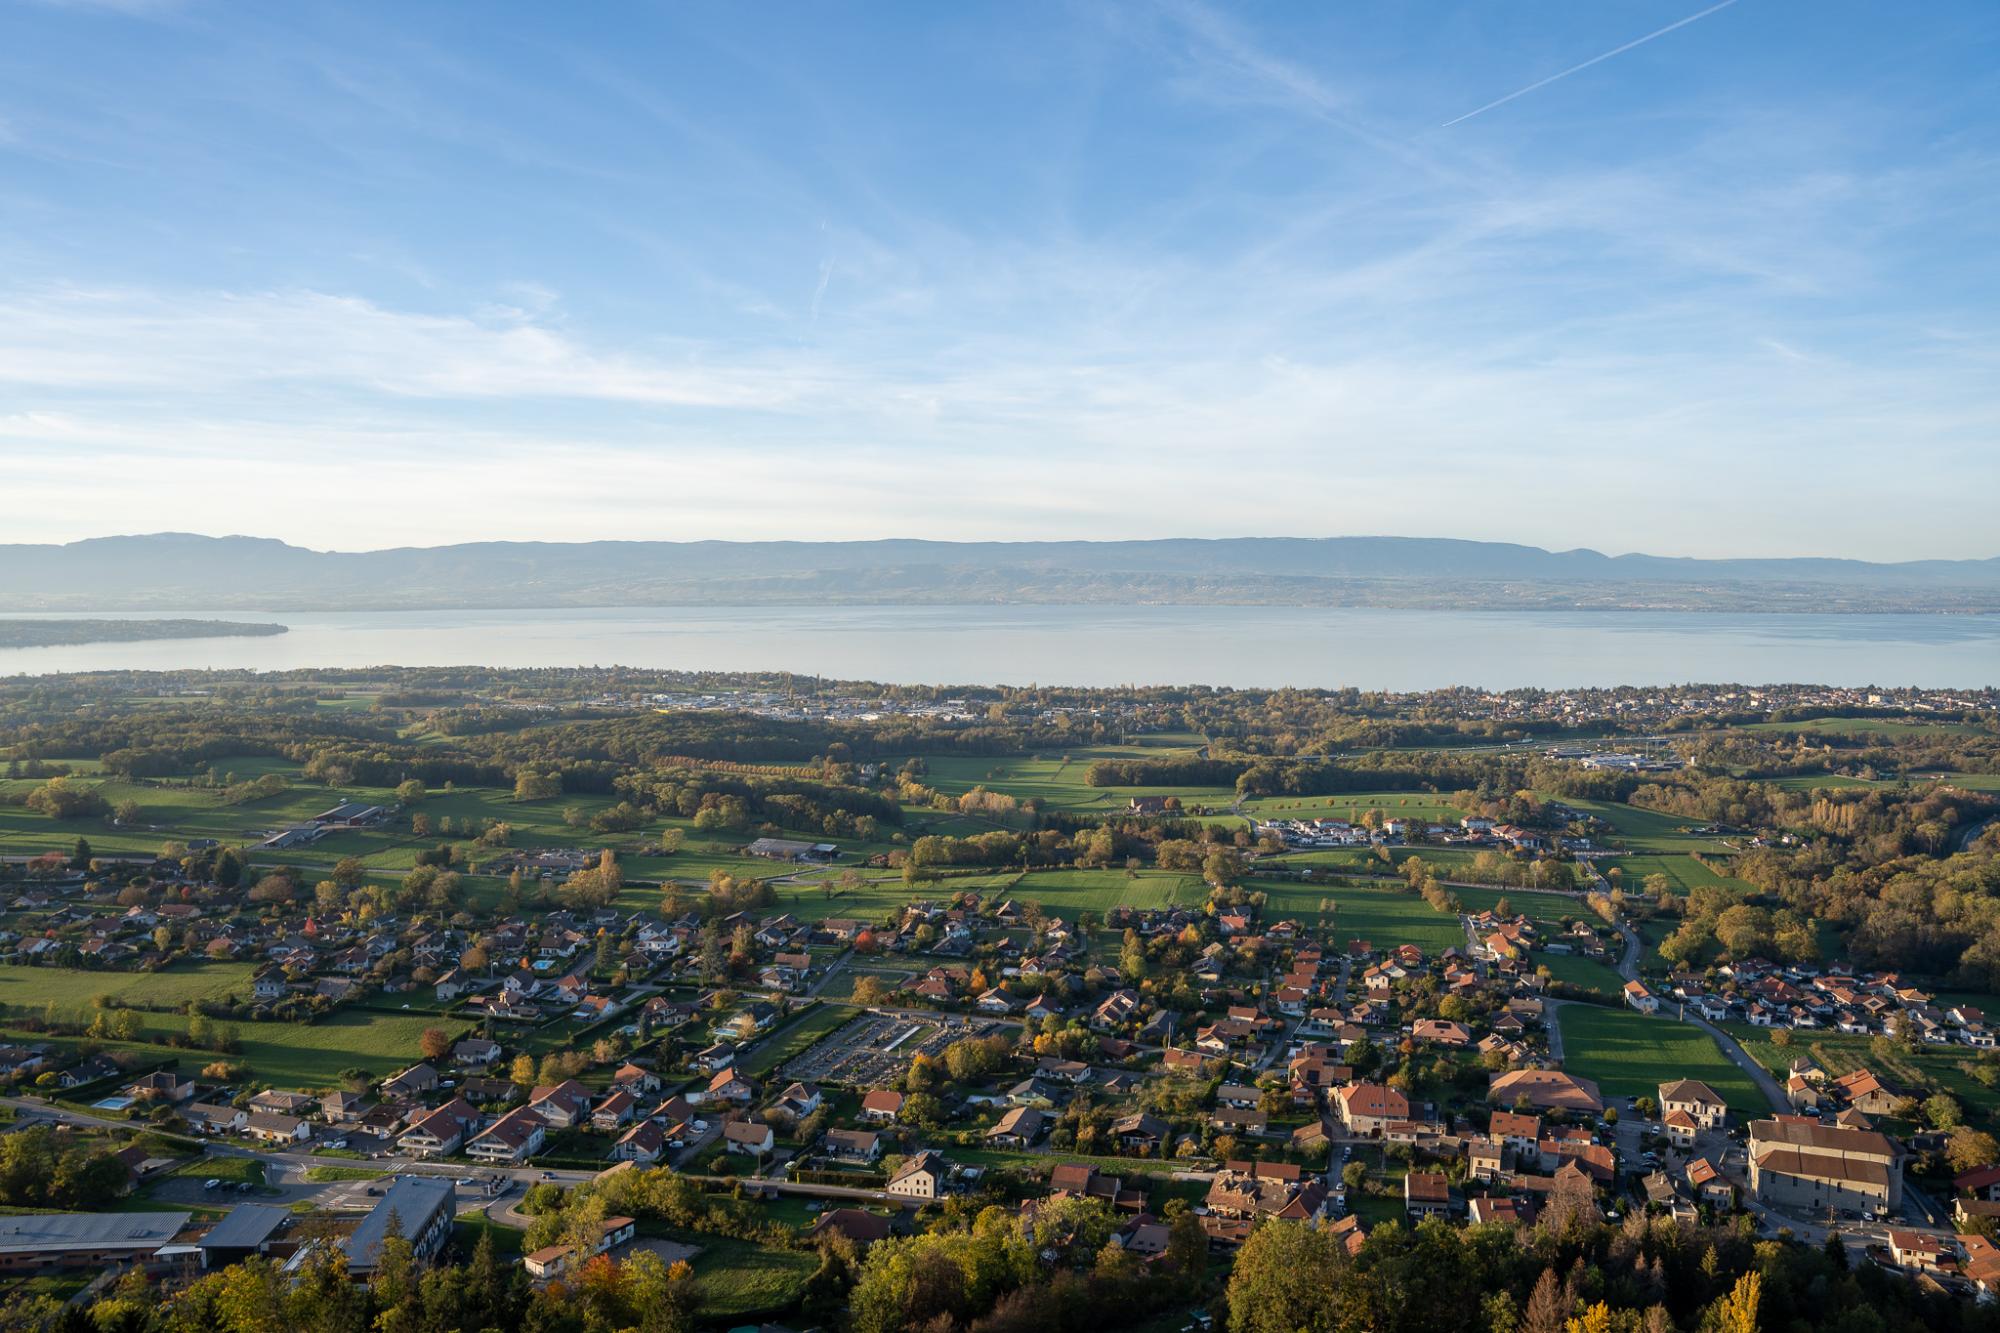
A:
[0, 606, 1995, 689]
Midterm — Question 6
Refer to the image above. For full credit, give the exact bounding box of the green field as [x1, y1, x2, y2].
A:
[1604, 852, 1751, 897]
[774, 870, 1024, 926]
[0, 963, 257, 1013]
[1764, 774, 1892, 792]
[1634, 917, 1677, 972]
[673, 1230, 819, 1319]
[1559, 798, 1736, 854]
[738, 1004, 853, 1077]
[1538, 953, 1627, 998]
[945, 1145, 1195, 1178]
[1007, 868, 1207, 914]
[0, 776, 371, 858]
[1739, 717, 1979, 738]
[1253, 877, 1468, 953]
[167, 1155, 264, 1187]
[816, 960, 930, 1002]
[1452, 886, 1583, 926]
[0, 764, 903, 895]
[0, 1006, 463, 1091]
[1237, 793, 1468, 824]
[453, 1214, 525, 1259]
[1555, 1004, 1772, 1114]
[918, 743, 1235, 818]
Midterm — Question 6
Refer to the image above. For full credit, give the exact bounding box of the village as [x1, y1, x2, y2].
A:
[0, 852, 1994, 1314]
[0, 663, 1992, 1329]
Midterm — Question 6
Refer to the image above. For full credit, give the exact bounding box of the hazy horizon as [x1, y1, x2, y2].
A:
[6, 530, 2000, 566]
[4, 2, 1998, 558]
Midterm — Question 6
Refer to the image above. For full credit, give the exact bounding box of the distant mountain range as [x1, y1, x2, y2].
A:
[3, 534, 1998, 613]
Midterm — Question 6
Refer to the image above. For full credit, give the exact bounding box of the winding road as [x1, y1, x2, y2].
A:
[1605, 918, 1786, 1112]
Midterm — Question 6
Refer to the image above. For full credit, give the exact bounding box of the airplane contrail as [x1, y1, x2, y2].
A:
[1442, 0, 1740, 128]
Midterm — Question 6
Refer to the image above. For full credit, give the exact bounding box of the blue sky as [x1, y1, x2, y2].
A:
[2, 0, 1996, 558]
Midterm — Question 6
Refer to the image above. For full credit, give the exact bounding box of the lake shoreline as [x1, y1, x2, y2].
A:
[0, 605, 1993, 690]
[0, 618, 289, 650]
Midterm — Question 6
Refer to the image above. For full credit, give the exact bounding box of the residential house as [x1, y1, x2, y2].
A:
[722, 1119, 774, 1156]
[1686, 1156, 1735, 1208]
[1888, 1230, 1950, 1273]
[698, 1067, 753, 1106]
[592, 1090, 638, 1132]
[1113, 1112, 1170, 1154]
[1405, 1172, 1454, 1218]
[774, 1082, 824, 1120]
[611, 1120, 666, 1164]
[810, 1208, 894, 1249]
[183, 1102, 248, 1135]
[1468, 1197, 1530, 1227]
[1490, 1111, 1543, 1157]
[887, 1150, 947, 1200]
[467, 1106, 548, 1164]
[985, 1106, 1046, 1148]
[380, 1063, 440, 1101]
[1333, 1083, 1410, 1138]
[524, 1216, 638, 1282]
[860, 1090, 905, 1125]
[321, 1091, 367, 1124]
[1830, 1069, 1906, 1117]
[823, 1129, 881, 1163]
[399, 1098, 479, 1158]
[126, 1071, 194, 1105]
[1489, 1069, 1604, 1115]
[452, 1038, 502, 1070]
[1659, 1079, 1728, 1131]
[1411, 1019, 1472, 1047]
[528, 1080, 594, 1130]
[250, 1090, 316, 1117]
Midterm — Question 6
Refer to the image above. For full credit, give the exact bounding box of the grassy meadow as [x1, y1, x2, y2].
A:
[1555, 1004, 1772, 1114]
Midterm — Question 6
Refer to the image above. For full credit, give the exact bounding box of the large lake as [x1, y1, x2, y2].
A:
[0, 606, 1995, 689]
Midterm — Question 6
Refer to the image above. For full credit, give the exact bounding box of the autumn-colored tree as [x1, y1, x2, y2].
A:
[1949, 1127, 2000, 1172]
[1711, 1271, 1761, 1333]
[1223, 1218, 1347, 1333]
[1521, 1267, 1568, 1333]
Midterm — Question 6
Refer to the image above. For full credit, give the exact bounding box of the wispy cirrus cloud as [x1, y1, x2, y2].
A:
[0, 286, 823, 409]
[0, 2, 1995, 558]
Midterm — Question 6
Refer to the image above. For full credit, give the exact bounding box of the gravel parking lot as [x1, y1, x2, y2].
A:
[783, 1012, 1001, 1085]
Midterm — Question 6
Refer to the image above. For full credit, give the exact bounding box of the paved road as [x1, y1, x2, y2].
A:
[1593, 915, 1785, 1113]
[1679, 1013, 1788, 1111]
[1955, 815, 1999, 854]
[1589, 912, 1785, 1111]
[1614, 922, 1641, 982]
